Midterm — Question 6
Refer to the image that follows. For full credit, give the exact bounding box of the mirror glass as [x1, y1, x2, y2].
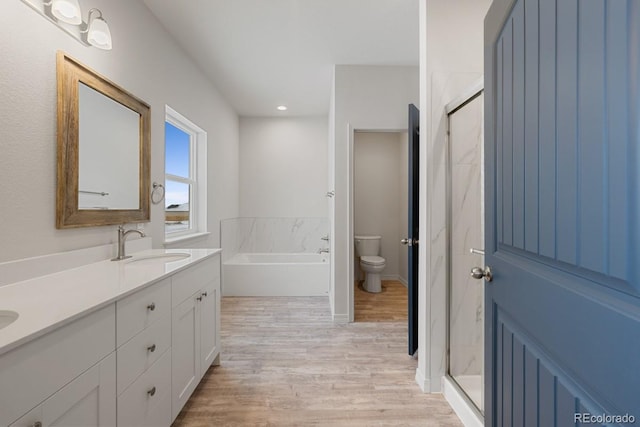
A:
[56, 52, 150, 229]
[78, 83, 140, 210]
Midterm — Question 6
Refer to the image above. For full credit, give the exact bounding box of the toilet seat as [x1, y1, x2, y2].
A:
[360, 255, 385, 266]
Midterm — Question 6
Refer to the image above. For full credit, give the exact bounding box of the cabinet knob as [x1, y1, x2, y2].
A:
[201, 291, 208, 298]
[147, 386, 156, 397]
[196, 296, 202, 301]
[32, 422, 42, 427]
[147, 344, 156, 353]
[147, 302, 156, 311]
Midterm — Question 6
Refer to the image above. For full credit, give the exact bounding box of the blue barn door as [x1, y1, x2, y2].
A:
[483, 0, 640, 425]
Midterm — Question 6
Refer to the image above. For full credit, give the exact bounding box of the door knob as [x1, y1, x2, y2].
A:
[470, 266, 492, 282]
[401, 238, 418, 246]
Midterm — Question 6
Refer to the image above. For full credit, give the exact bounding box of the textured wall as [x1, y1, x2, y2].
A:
[0, 0, 239, 262]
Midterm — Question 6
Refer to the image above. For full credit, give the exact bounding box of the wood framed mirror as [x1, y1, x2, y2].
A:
[56, 52, 151, 228]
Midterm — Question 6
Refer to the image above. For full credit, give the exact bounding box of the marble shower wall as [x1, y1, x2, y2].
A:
[221, 217, 329, 261]
[448, 93, 484, 378]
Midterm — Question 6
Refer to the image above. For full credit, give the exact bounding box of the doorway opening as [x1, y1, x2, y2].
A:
[352, 131, 409, 322]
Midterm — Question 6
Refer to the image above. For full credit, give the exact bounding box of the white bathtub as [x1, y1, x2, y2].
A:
[222, 253, 329, 296]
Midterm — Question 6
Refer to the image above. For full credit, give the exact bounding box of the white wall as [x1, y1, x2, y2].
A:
[354, 132, 408, 282]
[330, 65, 419, 321]
[0, 0, 239, 262]
[239, 117, 328, 218]
[416, 0, 491, 392]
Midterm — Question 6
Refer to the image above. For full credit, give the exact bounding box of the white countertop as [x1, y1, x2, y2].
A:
[0, 248, 221, 356]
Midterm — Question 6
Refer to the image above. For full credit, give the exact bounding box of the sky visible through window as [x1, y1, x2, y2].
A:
[165, 122, 190, 207]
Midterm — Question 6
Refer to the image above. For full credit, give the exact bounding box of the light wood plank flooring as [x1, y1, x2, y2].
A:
[355, 280, 408, 322]
[173, 296, 461, 426]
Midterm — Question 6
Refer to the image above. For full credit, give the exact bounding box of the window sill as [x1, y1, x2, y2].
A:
[164, 231, 211, 246]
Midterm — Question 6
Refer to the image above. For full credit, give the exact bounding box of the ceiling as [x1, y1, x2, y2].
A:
[142, 0, 419, 117]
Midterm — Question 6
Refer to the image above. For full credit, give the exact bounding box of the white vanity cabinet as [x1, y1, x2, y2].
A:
[0, 305, 116, 427]
[116, 277, 172, 427]
[0, 249, 221, 427]
[171, 256, 221, 421]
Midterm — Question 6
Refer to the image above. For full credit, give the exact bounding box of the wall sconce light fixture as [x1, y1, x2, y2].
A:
[20, 0, 113, 50]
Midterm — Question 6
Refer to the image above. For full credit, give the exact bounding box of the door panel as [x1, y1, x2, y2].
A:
[407, 104, 419, 356]
[485, 0, 640, 424]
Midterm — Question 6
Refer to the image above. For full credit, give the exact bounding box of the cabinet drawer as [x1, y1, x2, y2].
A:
[117, 313, 171, 395]
[0, 305, 115, 427]
[117, 278, 171, 346]
[117, 349, 172, 427]
[172, 257, 220, 308]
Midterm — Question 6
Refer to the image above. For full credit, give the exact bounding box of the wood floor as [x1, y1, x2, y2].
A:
[355, 280, 408, 322]
[173, 296, 461, 426]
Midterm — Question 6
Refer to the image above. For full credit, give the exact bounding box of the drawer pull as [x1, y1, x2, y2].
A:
[201, 291, 208, 298]
[147, 343, 156, 353]
[147, 386, 156, 397]
[147, 302, 156, 311]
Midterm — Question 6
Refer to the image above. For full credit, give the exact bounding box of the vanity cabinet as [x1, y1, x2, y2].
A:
[171, 258, 221, 421]
[0, 305, 116, 427]
[116, 278, 172, 427]
[10, 353, 116, 427]
[0, 250, 221, 427]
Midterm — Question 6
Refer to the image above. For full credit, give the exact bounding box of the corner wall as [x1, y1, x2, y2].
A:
[416, 0, 491, 392]
[0, 0, 239, 262]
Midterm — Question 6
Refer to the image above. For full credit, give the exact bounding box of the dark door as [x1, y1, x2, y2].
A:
[405, 104, 420, 356]
[484, 0, 640, 425]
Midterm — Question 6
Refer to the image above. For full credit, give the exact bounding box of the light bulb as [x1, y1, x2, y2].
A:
[87, 17, 112, 50]
[51, 0, 82, 25]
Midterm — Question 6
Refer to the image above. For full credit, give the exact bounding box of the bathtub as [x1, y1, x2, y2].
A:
[222, 253, 329, 296]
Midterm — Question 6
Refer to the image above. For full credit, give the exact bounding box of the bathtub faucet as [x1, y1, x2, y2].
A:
[318, 248, 330, 254]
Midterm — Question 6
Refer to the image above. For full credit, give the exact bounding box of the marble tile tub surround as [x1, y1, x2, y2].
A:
[221, 217, 329, 261]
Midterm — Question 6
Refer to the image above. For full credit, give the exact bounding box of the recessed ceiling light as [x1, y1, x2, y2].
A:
[277, 105, 287, 111]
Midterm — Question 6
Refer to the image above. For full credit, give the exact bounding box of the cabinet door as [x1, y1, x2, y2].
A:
[10, 353, 116, 427]
[199, 280, 219, 376]
[171, 294, 200, 421]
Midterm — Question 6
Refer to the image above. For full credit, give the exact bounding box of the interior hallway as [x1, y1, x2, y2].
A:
[173, 296, 461, 426]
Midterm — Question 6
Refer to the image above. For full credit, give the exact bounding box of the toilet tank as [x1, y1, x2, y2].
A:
[354, 235, 382, 257]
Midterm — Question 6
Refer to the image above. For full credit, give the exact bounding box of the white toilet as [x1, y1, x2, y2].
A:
[354, 235, 386, 293]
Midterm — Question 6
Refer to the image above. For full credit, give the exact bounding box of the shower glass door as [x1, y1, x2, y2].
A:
[447, 90, 484, 412]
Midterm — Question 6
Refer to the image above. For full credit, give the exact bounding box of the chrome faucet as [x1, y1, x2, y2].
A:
[318, 248, 330, 254]
[112, 225, 145, 261]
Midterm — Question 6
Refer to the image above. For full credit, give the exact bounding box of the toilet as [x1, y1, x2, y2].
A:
[354, 235, 386, 293]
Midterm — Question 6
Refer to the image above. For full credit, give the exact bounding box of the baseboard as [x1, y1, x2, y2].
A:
[442, 376, 484, 427]
[332, 313, 349, 323]
[415, 367, 430, 392]
[382, 274, 408, 287]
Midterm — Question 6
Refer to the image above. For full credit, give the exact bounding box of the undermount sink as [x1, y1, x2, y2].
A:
[0, 310, 19, 330]
[127, 253, 191, 265]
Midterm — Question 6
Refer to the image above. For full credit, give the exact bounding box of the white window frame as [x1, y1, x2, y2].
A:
[164, 105, 207, 243]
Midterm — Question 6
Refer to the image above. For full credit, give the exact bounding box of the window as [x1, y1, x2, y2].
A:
[164, 106, 207, 241]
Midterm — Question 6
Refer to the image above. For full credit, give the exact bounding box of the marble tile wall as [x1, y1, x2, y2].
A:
[221, 217, 329, 262]
[449, 93, 484, 378]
